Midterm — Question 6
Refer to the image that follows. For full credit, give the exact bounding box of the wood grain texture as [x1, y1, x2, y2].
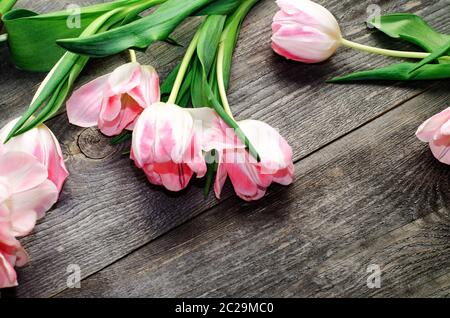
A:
[0, 0, 448, 297]
[58, 87, 450, 298]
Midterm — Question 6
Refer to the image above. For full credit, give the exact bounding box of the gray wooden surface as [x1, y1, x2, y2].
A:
[1, 0, 449, 298]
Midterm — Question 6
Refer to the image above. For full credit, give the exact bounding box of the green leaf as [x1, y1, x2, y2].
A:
[327, 62, 450, 82]
[369, 14, 450, 53]
[110, 130, 132, 145]
[203, 150, 218, 197]
[196, 0, 242, 16]
[205, 83, 260, 162]
[2, 0, 144, 71]
[6, 8, 122, 140]
[161, 63, 181, 96]
[0, 0, 16, 14]
[409, 39, 450, 73]
[57, 0, 215, 57]
[197, 15, 226, 74]
[219, 0, 261, 89]
[7, 1, 165, 139]
[191, 57, 211, 108]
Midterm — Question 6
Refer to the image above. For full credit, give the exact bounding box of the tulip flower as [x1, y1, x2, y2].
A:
[202, 116, 295, 201]
[271, 0, 447, 65]
[131, 102, 208, 192]
[271, 0, 342, 63]
[416, 107, 450, 164]
[0, 119, 69, 193]
[67, 62, 160, 136]
[0, 152, 59, 288]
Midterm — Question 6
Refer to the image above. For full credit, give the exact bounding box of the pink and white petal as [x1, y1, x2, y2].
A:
[67, 74, 109, 127]
[416, 107, 450, 142]
[0, 119, 40, 156]
[9, 210, 37, 237]
[142, 163, 163, 186]
[9, 180, 58, 223]
[34, 126, 69, 193]
[184, 138, 207, 178]
[132, 105, 158, 167]
[108, 63, 141, 94]
[271, 164, 295, 186]
[0, 152, 48, 193]
[100, 95, 122, 122]
[119, 94, 144, 129]
[430, 141, 450, 165]
[276, 0, 341, 37]
[128, 65, 160, 108]
[0, 251, 18, 288]
[272, 24, 338, 63]
[186, 107, 241, 152]
[224, 151, 265, 201]
[13, 246, 28, 267]
[155, 104, 194, 163]
[153, 162, 194, 192]
[214, 152, 228, 200]
[239, 120, 293, 172]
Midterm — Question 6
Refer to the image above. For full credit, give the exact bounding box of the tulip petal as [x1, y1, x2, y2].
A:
[276, 0, 341, 36]
[0, 251, 18, 288]
[128, 65, 160, 108]
[0, 152, 48, 193]
[0, 120, 69, 193]
[239, 120, 293, 173]
[108, 62, 141, 94]
[132, 103, 194, 165]
[429, 140, 450, 164]
[154, 162, 194, 192]
[67, 74, 109, 127]
[9, 179, 58, 222]
[272, 24, 338, 63]
[416, 107, 450, 142]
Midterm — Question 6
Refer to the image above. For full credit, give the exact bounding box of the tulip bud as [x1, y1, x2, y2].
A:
[66, 62, 160, 136]
[416, 107, 450, 165]
[131, 102, 207, 192]
[272, 0, 342, 63]
[0, 119, 69, 193]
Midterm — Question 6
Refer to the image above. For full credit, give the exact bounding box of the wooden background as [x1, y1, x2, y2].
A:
[1, 0, 450, 298]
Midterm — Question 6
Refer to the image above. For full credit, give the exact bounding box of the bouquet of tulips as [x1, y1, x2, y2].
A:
[0, 0, 449, 289]
[1, 0, 296, 288]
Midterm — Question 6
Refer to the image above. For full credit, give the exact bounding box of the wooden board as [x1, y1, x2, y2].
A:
[0, 0, 449, 297]
[57, 87, 450, 297]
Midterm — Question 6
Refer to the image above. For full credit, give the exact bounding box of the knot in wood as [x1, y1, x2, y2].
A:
[77, 128, 117, 160]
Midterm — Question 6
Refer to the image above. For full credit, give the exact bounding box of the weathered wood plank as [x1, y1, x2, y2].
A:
[0, 0, 448, 297]
[58, 87, 450, 297]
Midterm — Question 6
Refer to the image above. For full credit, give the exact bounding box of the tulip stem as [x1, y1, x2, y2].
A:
[168, 30, 201, 105]
[340, 38, 450, 61]
[129, 49, 137, 63]
[216, 42, 234, 120]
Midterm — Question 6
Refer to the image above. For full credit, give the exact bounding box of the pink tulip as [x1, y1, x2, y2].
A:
[131, 102, 208, 192]
[67, 62, 160, 136]
[0, 119, 69, 193]
[201, 115, 295, 201]
[272, 0, 342, 63]
[0, 152, 59, 288]
[416, 107, 450, 164]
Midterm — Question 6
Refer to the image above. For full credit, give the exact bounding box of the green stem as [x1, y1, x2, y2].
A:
[129, 49, 137, 63]
[216, 42, 233, 119]
[340, 38, 450, 61]
[168, 30, 201, 104]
